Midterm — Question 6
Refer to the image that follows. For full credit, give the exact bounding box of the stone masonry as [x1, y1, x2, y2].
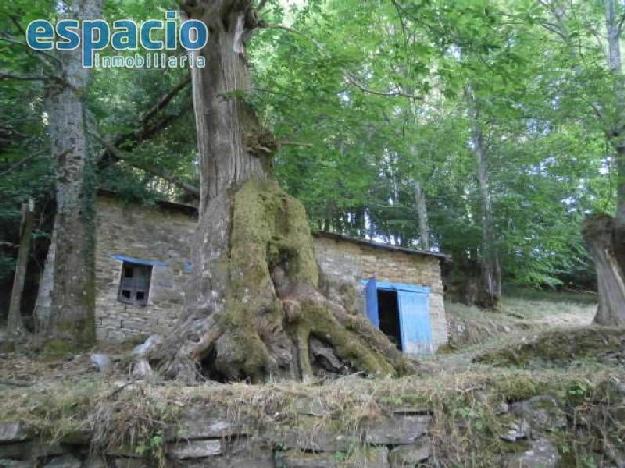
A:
[95, 194, 448, 350]
[314, 233, 448, 352]
[94, 193, 196, 342]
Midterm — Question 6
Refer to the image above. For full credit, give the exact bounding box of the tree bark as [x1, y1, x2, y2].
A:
[153, 0, 414, 382]
[38, 0, 102, 351]
[583, 215, 625, 324]
[7, 200, 34, 337]
[414, 180, 430, 250]
[581, 0, 625, 326]
[467, 88, 501, 309]
[34, 229, 55, 333]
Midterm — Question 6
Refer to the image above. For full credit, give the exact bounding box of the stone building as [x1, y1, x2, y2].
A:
[95, 193, 448, 352]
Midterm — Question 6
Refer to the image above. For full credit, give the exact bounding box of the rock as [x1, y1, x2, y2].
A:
[132, 359, 151, 378]
[391, 407, 432, 416]
[203, 439, 274, 468]
[510, 396, 566, 433]
[389, 441, 431, 466]
[0, 460, 30, 467]
[172, 409, 250, 440]
[90, 353, 112, 373]
[277, 450, 337, 468]
[0, 442, 31, 459]
[0, 422, 29, 443]
[278, 447, 389, 468]
[83, 455, 109, 468]
[506, 438, 559, 467]
[293, 398, 329, 417]
[343, 447, 389, 468]
[364, 415, 431, 445]
[169, 439, 222, 459]
[43, 454, 82, 468]
[110, 458, 150, 468]
[277, 428, 359, 453]
[501, 419, 530, 442]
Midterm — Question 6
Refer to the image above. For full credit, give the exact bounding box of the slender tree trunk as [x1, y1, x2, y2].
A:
[34, 229, 55, 332]
[583, 0, 625, 325]
[154, 0, 413, 382]
[7, 200, 34, 337]
[414, 180, 430, 250]
[467, 89, 501, 309]
[606, 0, 625, 228]
[38, 0, 101, 351]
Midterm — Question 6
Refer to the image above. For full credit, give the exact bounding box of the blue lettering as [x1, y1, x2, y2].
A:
[83, 20, 110, 68]
[111, 20, 137, 50]
[26, 20, 54, 50]
[179, 20, 208, 50]
[56, 19, 80, 50]
[165, 11, 177, 50]
[140, 20, 163, 50]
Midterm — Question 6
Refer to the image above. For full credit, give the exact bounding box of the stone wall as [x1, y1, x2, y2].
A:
[95, 196, 447, 350]
[314, 234, 448, 351]
[0, 407, 433, 467]
[94, 195, 196, 343]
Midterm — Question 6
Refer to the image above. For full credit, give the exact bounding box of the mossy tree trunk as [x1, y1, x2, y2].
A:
[156, 0, 414, 382]
[37, 0, 101, 351]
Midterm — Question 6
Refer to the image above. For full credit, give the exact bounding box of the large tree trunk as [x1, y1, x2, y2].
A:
[7, 200, 34, 337]
[37, 0, 101, 352]
[583, 0, 625, 326]
[467, 89, 501, 309]
[583, 215, 625, 324]
[153, 0, 413, 382]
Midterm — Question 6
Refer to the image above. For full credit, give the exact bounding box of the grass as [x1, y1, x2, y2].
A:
[1, 288, 621, 466]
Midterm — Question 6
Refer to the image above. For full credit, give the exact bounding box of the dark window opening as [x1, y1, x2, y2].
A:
[377, 289, 402, 351]
[117, 262, 152, 306]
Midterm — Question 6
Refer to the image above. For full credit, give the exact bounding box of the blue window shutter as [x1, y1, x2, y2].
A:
[397, 290, 432, 354]
[364, 277, 379, 328]
[111, 254, 167, 267]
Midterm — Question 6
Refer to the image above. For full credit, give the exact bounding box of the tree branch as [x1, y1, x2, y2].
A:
[93, 132, 200, 197]
[0, 72, 48, 82]
[0, 33, 63, 68]
[257, 22, 324, 49]
[96, 77, 192, 167]
[345, 74, 421, 99]
[0, 154, 38, 177]
[140, 74, 191, 127]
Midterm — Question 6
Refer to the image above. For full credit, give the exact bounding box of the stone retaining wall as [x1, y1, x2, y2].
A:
[0, 408, 433, 467]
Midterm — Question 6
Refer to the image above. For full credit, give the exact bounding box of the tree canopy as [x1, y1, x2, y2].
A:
[1, 0, 620, 298]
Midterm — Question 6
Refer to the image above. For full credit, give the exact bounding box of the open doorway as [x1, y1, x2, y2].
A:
[377, 289, 402, 350]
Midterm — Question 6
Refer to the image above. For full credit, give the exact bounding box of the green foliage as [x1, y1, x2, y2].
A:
[2, 0, 622, 290]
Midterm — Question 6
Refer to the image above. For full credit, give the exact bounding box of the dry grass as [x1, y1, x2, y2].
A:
[0, 289, 619, 466]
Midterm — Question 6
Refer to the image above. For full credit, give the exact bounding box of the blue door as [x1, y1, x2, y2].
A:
[364, 277, 379, 328]
[397, 289, 432, 355]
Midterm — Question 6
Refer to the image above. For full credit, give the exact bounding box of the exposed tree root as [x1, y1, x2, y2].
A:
[153, 179, 415, 382]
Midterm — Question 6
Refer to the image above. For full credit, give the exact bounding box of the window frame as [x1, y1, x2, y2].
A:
[117, 261, 152, 307]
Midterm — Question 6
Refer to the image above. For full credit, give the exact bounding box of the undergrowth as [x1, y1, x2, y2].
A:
[2, 363, 623, 466]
